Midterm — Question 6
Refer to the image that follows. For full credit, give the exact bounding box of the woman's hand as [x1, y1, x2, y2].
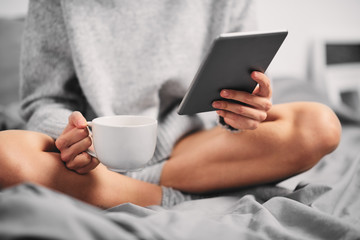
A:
[55, 111, 100, 174]
[212, 71, 272, 130]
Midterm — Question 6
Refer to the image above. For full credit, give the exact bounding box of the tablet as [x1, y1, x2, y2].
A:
[177, 30, 288, 115]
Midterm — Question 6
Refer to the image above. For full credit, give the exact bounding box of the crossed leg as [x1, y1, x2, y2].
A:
[0, 102, 341, 208]
[0, 130, 162, 208]
[161, 102, 341, 193]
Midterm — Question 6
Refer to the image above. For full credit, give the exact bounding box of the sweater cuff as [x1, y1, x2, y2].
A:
[218, 116, 242, 133]
[25, 107, 72, 139]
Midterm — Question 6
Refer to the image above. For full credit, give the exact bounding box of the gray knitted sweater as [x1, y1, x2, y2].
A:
[20, 0, 256, 164]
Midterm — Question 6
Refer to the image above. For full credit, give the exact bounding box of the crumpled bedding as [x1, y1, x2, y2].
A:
[1, 79, 360, 240]
[1, 148, 359, 240]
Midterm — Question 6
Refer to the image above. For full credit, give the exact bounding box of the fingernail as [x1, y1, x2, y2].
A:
[77, 120, 87, 128]
[212, 101, 221, 108]
[221, 90, 230, 98]
[253, 71, 262, 78]
[76, 120, 83, 126]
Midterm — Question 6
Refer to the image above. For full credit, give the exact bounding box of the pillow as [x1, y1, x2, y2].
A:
[272, 77, 360, 123]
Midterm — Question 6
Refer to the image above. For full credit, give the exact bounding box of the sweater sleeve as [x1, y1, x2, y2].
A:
[228, 0, 258, 33]
[20, 0, 85, 139]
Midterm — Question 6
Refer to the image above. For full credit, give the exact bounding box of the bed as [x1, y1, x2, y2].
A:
[0, 75, 359, 239]
[1, 19, 360, 240]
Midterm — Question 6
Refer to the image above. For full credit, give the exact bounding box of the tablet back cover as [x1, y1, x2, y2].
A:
[178, 30, 287, 115]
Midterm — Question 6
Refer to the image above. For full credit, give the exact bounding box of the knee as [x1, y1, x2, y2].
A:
[303, 103, 341, 152]
[318, 104, 341, 153]
[295, 102, 341, 168]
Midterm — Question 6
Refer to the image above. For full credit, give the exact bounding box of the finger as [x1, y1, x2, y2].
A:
[55, 127, 89, 151]
[76, 157, 100, 175]
[217, 110, 260, 130]
[66, 151, 93, 170]
[60, 136, 92, 163]
[218, 90, 272, 111]
[212, 101, 267, 122]
[251, 71, 272, 98]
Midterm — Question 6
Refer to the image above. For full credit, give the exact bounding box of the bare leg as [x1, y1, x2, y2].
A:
[0, 130, 162, 208]
[0, 102, 341, 207]
[161, 102, 341, 193]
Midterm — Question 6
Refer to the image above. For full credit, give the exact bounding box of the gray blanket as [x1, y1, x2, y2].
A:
[1, 146, 359, 240]
[1, 79, 360, 239]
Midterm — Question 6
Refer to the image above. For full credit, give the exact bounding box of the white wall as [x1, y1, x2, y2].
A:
[0, 0, 28, 18]
[255, 0, 360, 80]
[1, 0, 359, 81]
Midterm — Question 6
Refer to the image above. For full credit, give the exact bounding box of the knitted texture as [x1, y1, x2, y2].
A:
[20, 0, 256, 165]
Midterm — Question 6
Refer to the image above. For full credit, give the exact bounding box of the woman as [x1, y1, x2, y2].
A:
[0, 0, 341, 209]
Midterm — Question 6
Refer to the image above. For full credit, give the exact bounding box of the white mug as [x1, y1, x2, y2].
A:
[87, 115, 157, 172]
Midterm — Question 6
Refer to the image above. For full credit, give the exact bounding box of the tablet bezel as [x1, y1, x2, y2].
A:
[177, 30, 288, 115]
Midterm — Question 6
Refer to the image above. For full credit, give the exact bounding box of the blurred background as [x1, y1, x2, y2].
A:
[0, 0, 28, 129]
[256, 0, 360, 79]
[0, 0, 359, 129]
[256, 0, 360, 119]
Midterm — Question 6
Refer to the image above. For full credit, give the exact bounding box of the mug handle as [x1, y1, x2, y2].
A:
[86, 121, 97, 158]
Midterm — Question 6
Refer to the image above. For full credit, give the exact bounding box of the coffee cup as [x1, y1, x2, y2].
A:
[86, 115, 157, 172]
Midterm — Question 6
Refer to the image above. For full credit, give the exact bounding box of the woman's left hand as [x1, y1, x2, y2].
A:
[212, 71, 272, 130]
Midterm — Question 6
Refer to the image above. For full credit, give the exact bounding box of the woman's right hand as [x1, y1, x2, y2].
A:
[55, 111, 100, 174]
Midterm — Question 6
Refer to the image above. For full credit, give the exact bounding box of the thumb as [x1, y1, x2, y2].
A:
[251, 71, 272, 98]
[69, 111, 87, 129]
